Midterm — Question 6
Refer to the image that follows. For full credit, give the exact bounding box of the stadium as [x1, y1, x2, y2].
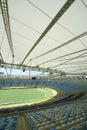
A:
[0, 0, 87, 130]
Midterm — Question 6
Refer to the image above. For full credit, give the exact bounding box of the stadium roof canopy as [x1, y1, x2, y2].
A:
[0, 0, 87, 76]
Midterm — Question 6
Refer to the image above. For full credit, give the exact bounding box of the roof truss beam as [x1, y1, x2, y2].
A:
[21, 0, 75, 65]
[31, 31, 87, 61]
[68, 67, 87, 73]
[52, 51, 87, 69]
[36, 48, 87, 66]
[0, 0, 14, 57]
[0, 61, 64, 75]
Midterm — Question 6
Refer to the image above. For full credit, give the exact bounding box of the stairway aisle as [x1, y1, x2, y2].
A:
[16, 112, 30, 130]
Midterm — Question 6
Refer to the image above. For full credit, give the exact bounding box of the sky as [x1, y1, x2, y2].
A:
[0, 67, 48, 76]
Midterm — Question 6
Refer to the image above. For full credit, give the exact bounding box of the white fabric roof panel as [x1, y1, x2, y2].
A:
[0, 0, 87, 75]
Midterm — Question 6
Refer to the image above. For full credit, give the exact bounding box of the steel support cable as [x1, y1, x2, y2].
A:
[11, 19, 65, 47]
[0, 11, 41, 36]
[21, 0, 75, 65]
[10, 16, 41, 34]
[0, 27, 35, 42]
[0, 0, 14, 57]
[2, 2, 84, 56]
[54, 51, 87, 69]
[32, 49, 87, 73]
[52, 51, 87, 69]
[51, 55, 87, 62]
[0, 24, 62, 46]
[0, 1, 86, 52]
[56, 64, 87, 73]
[68, 67, 87, 73]
[6, 16, 78, 53]
[65, 60, 87, 65]
[53, 53, 87, 63]
[10, 16, 87, 60]
[26, 0, 77, 65]
[57, 55, 87, 66]
[0, 0, 76, 37]
[58, 59, 87, 66]
[34, 48, 87, 67]
[29, 31, 87, 62]
[1, 27, 86, 61]
[26, 0, 87, 60]
[26, 0, 76, 36]
[81, 0, 87, 8]
[12, 31, 35, 42]
[0, 12, 62, 43]
[59, 64, 87, 69]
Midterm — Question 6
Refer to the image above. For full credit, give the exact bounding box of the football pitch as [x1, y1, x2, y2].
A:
[0, 87, 57, 108]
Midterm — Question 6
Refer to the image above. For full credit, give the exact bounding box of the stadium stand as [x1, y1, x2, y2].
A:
[0, 78, 87, 130]
[25, 99, 87, 130]
[0, 115, 18, 130]
[0, 79, 87, 93]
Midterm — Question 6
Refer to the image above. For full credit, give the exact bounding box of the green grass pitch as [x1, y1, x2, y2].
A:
[0, 88, 56, 105]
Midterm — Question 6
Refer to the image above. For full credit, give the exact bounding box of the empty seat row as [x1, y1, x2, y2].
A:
[25, 99, 87, 130]
[0, 115, 18, 130]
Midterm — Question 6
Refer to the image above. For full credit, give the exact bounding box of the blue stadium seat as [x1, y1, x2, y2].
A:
[0, 115, 18, 130]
